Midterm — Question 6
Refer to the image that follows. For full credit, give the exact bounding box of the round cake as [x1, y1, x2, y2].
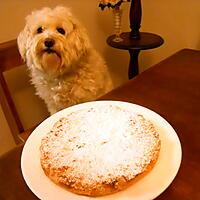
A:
[40, 104, 161, 196]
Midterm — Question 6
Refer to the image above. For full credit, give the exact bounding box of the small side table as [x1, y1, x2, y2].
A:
[106, 0, 164, 79]
[107, 32, 164, 79]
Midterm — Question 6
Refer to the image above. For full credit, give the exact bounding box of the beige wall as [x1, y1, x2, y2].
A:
[0, 0, 199, 154]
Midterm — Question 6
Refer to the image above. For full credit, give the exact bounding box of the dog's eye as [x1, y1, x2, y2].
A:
[57, 27, 65, 35]
[37, 27, 43, 34]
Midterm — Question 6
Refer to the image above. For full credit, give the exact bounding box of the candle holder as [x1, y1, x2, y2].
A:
[99, 1, 130, 42]
[112, 6, 123, 42]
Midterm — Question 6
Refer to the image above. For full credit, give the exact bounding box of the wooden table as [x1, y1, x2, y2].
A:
[0, 49, 200, 200]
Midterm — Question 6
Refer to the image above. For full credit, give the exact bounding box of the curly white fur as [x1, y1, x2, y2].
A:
[17, 6, 113, 114]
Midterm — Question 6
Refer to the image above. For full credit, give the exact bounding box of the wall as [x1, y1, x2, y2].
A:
[141, 0, 200, 71]
[0, 0, 199, 154]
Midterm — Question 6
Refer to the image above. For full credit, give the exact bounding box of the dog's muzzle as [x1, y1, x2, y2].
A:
[43, 38, 59, 55]
[44, 38, 55, 48]
[38, 37, 62, 75]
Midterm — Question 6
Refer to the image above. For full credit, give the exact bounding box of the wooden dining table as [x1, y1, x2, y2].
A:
[0, 49, 200, 200]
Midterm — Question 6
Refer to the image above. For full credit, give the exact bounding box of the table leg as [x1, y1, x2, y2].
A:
[128, 49, 140, 79]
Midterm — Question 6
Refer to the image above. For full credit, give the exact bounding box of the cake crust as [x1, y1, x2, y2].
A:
[40, 105, 161, 196]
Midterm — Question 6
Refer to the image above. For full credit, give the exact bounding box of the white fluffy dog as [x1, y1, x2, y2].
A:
[17, 6, 113, 114]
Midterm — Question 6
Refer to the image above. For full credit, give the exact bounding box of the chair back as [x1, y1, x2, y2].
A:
[0, 39, 26, 143]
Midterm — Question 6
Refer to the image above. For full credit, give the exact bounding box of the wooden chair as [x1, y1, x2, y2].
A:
[0, 39, 40, 144]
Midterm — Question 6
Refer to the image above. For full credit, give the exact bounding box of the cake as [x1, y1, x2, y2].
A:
[40, 104, 161, 196]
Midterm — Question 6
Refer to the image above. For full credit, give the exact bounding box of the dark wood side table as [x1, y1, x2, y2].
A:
[107, 0, 164, 79]
[107, 32, 164, 79]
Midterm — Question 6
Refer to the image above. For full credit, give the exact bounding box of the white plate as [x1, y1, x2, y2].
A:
[21, 101, 182, 200]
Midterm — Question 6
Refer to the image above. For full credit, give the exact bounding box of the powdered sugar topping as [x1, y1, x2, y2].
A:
[40, 104, 160, 187]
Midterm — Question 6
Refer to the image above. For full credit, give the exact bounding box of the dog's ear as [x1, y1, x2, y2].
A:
[72, 24, 91, 51]
[17, 21, 31, 62]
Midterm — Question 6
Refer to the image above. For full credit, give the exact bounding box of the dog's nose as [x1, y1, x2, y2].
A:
[44, 38, 55, 48]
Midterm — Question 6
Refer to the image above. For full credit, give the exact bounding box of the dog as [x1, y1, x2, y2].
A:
[17, 6, 113, 114]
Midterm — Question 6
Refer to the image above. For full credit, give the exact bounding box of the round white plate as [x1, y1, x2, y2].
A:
[21, 101, 182, 200]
